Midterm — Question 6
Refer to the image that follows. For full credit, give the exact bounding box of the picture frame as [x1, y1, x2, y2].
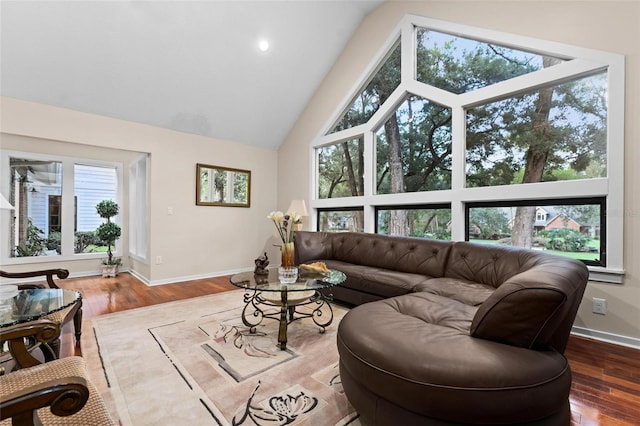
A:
[196, 163, 251, 207]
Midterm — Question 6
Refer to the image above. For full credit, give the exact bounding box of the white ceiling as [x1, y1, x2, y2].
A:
[1, 0, 384, 149]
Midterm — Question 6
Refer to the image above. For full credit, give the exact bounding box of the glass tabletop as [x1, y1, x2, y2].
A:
[0, 288, 81, 328]
[230, 268, 346, 292]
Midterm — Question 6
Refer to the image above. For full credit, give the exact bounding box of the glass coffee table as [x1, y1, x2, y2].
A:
[1, 288, 82, 369]
[0, 288, 81, 328]
[230, 268, 346, 350]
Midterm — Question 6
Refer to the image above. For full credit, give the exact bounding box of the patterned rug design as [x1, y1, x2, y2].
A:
[82, 290, 359, 426]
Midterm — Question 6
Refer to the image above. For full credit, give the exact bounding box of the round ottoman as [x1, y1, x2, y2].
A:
[337, 292, 572, 425]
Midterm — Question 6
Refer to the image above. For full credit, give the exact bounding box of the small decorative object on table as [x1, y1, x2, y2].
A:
[268, 210, 301, 284]
[253, 252, 269, 275]
[299, 262, 330, 274]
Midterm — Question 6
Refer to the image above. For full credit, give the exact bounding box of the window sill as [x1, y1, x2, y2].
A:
[588, 267, 624, 284]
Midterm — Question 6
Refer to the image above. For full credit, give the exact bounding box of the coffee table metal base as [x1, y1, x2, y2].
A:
[240, 289, 334, 350]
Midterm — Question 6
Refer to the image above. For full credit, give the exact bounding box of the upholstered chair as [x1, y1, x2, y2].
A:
[0, 320, 115, 425]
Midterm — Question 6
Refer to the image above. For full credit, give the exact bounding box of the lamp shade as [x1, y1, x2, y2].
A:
[0, 194, 14, 210]
[287, 199, 308, 217]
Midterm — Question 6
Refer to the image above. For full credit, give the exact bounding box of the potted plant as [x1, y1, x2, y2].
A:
[96, 200, 122, 277]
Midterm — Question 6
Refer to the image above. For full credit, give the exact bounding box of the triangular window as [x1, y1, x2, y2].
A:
[328, 41, 401, 134]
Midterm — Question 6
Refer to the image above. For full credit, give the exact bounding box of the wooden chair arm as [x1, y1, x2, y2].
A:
[16, 284, 47, 290]
[0, 376, 89, 424]
[0, 320, 61, 369]
[0, 269, 69, 289]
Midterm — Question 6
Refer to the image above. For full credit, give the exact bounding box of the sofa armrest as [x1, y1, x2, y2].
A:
[470, 282, 567, 350]
[470, 257, 588, 352]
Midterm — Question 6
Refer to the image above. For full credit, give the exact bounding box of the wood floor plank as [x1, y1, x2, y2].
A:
[52, 272, 640, 425]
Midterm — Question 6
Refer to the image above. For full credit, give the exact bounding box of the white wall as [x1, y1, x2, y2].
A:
[278, 1, 640, 344]
[0, 97, 280, 284]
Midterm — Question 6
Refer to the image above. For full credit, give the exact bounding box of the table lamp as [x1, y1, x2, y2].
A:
[287, 199, 308, 231]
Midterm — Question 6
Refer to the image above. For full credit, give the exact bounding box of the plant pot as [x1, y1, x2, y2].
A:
[102, 264, 118, 278]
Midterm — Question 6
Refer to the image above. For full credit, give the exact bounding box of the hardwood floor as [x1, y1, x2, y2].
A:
[53, 273, 639, 425]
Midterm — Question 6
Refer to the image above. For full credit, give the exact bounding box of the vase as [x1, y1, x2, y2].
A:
[278, 266, 298, 284]
[279, 242, 298, 283]
[281, 242, 295, 268]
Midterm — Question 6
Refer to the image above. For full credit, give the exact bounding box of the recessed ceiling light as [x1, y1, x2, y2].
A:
[258, 39, 269, 52]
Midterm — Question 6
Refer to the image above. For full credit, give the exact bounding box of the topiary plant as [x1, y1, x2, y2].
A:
[96, 200, 122, 265]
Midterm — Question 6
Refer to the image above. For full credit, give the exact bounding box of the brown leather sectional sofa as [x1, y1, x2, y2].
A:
[295, 231, 589, 425]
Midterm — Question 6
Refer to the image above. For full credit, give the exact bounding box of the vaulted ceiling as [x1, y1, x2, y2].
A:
[1, 1, 384, 149]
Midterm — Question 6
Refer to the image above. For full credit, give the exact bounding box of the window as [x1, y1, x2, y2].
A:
[1, 151, 121, 262]
[129, 155, 148, 261]
[467, 199, 605, 266]
[329, 41, 401, 133]
[375, 95, 452, 194]
[317, 208, 364, 233]
[311, 15, 624, 281]
[74, 164, 117, 254]
[8, 157, 63, 257]
[317, 138, 364, 199]
[376, 205, 451, 239]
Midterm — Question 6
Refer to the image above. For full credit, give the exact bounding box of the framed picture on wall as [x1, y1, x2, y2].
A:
[196, 163, 251, 207]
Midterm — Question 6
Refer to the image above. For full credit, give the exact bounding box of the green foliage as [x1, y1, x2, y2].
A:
[376, 96, 452, 194]
[377, 209, 451, 240]
[96, 200, 119, 219]
[15, 219, 47, 257]
[332, 43, 401, 133]
[47, 231, 61, 252]
[95, 200, 121, 265]
[75, 231, 100, 253]
[540, 228, 592, 253]
[468, 208, 509, 239]
[466, 72, 607, 188]
[318, 138, 364, 199]
[96, 222, 121, 246]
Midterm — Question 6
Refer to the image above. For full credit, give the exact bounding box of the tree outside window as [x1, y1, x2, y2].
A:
[312, 15, 622, 271]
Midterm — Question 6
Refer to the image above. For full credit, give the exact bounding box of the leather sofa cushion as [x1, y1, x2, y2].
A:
[338, 293, 572, 424]
[324, 260, 429, 299]
[414, 277, 495, 306]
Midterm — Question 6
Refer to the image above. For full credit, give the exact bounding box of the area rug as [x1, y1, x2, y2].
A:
[82, 290, 360, 426]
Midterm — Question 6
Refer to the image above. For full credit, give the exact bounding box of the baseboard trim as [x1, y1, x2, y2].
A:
[145, 267, 253, 286]
[571, 326, 640, 350]
[127, 268, 149, 285]
[62, 267, 250, 287]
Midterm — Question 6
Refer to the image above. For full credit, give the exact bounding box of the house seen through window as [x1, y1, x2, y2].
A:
[4, 154, 119, 259]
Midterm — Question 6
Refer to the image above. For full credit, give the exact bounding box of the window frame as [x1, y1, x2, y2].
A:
[309, 15, 624, 283]
[1, 150, 123, 265]
[465, 197, 607, 268]
[316, 206, 365, 233]
[129, 154, 149, 263]
[374, 203, 451, 238]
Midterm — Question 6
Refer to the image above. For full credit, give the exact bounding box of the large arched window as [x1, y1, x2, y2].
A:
[311, 15, 624, 282]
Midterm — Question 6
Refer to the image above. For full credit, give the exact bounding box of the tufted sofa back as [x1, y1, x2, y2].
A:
[295, 231, 452, 278]
[445, 241, 547, 288]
